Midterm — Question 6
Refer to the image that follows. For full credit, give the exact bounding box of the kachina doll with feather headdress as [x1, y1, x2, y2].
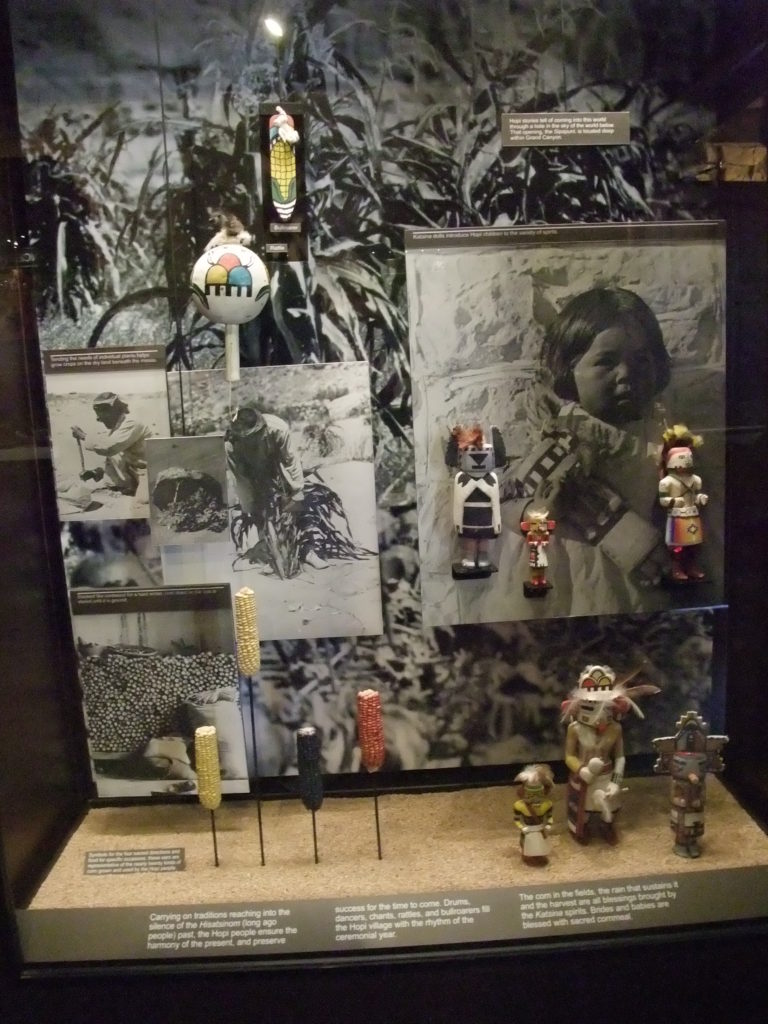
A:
[562, 665, 659, 846]
[658, 424, 708, 584]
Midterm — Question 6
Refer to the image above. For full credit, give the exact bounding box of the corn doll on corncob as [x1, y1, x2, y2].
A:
[234, 586, 260, 676]
[269, 106, 299, 221]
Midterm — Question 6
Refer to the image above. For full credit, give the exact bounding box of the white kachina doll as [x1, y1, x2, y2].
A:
[658, 424, 708, 584]
[520, 508, 556, 597]
[513, 764, 555, 865]
[445, 423, 506, 580]
[653, 711, 728, 859]
[562, 665, 659, 846]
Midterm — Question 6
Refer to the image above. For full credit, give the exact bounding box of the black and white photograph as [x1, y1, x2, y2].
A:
[71, 585, 249, 798]
[62, 519, 162, 589]
[12, 0, 727, 780]
[43, 347, 171, 521]
[146, 435, 229, 545]
[245, 608, 719, 776]
[162, 362, 383, 642]
[406, 223, 726, 627]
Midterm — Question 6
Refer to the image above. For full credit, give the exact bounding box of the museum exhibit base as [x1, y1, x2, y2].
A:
[12, 775, 768, 970]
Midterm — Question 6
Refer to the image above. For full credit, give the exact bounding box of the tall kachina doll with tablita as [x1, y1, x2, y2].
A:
[658, 425, 708, 584]
[653, 711, 728, 859]
[562, 665, 659, 846]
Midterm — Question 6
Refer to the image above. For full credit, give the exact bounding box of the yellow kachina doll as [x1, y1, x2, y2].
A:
[658, 424, 708, 583]
[513, 764, 555, 864]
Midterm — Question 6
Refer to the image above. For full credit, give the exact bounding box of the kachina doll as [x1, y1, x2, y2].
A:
[562, 665, 659, 846]
[653, 711, 728, 858]
[658, 424, 708, 583]
[445, 423, 506, 579]
[520, 508, 555, 597]
[513, 764, 555, 864]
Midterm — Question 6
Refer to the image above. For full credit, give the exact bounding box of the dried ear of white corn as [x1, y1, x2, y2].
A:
[234, 586, 260, 675]
[195, 725, 222, 811]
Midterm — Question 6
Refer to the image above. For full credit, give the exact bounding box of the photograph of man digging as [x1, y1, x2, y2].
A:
[71, 392, 152, 496]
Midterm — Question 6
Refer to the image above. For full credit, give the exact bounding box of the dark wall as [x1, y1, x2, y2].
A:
[0, 0, 91, 914]
[3, 931, 768, 1024]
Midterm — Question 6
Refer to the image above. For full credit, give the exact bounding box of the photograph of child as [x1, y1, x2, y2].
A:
[406, 222, 725, 626]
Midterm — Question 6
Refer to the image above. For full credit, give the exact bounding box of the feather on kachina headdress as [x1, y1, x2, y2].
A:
[660, 423, 703, 470]
[560, 664, 660, 722]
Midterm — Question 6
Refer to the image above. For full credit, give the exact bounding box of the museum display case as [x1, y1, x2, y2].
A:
[1, 0, 767, 982]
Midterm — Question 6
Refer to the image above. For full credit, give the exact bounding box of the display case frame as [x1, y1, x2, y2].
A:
[1, 0, 768, 990]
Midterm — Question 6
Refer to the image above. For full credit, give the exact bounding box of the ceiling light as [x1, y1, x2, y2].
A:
[264, 17, 284, 38]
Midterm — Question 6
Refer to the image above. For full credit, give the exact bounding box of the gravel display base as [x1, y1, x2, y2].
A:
[29, 777, 768, 910]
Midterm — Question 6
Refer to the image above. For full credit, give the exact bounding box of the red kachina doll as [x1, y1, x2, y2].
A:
[520, 508, 555, 597]
[658, 425, 708, 583]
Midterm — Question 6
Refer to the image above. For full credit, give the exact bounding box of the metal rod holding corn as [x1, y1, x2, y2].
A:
[357, 689, 385, 859]
[195, 725, 222, 866]
[297, 725, 323, 864]
[233, 586, 266, 865]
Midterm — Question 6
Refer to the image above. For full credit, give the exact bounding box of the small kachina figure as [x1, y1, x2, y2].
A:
[658, 424, 708, 584]
[445, 423, 505, 580]
[513, 764, 555, 865]
[520, 508, 555, 597]
[562, 665, 659, 846]
[653, 711, 728, 859]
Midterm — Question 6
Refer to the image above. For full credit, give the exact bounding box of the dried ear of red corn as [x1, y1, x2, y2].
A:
[195, 726, 222, 811]
[234, 586, 260, 675]
[357, 689, 385, 773]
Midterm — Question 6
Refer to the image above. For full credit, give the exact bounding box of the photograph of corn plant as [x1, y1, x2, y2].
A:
[163, 361, 382, 642]
[10, 0, 720, 775]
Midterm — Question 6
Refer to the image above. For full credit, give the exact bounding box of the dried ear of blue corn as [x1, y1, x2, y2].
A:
[296, 725, 324, 812]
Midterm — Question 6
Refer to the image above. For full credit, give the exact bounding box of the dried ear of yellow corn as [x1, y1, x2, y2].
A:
[195, 726, 222, 811]
[357, 689, 385, 773]
[234, 586, 260, 675]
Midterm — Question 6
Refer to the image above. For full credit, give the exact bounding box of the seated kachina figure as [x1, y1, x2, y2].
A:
[562, 665, 659, 846]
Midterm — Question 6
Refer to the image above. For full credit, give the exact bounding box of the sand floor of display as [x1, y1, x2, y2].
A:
[29, 777, 768, 910]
